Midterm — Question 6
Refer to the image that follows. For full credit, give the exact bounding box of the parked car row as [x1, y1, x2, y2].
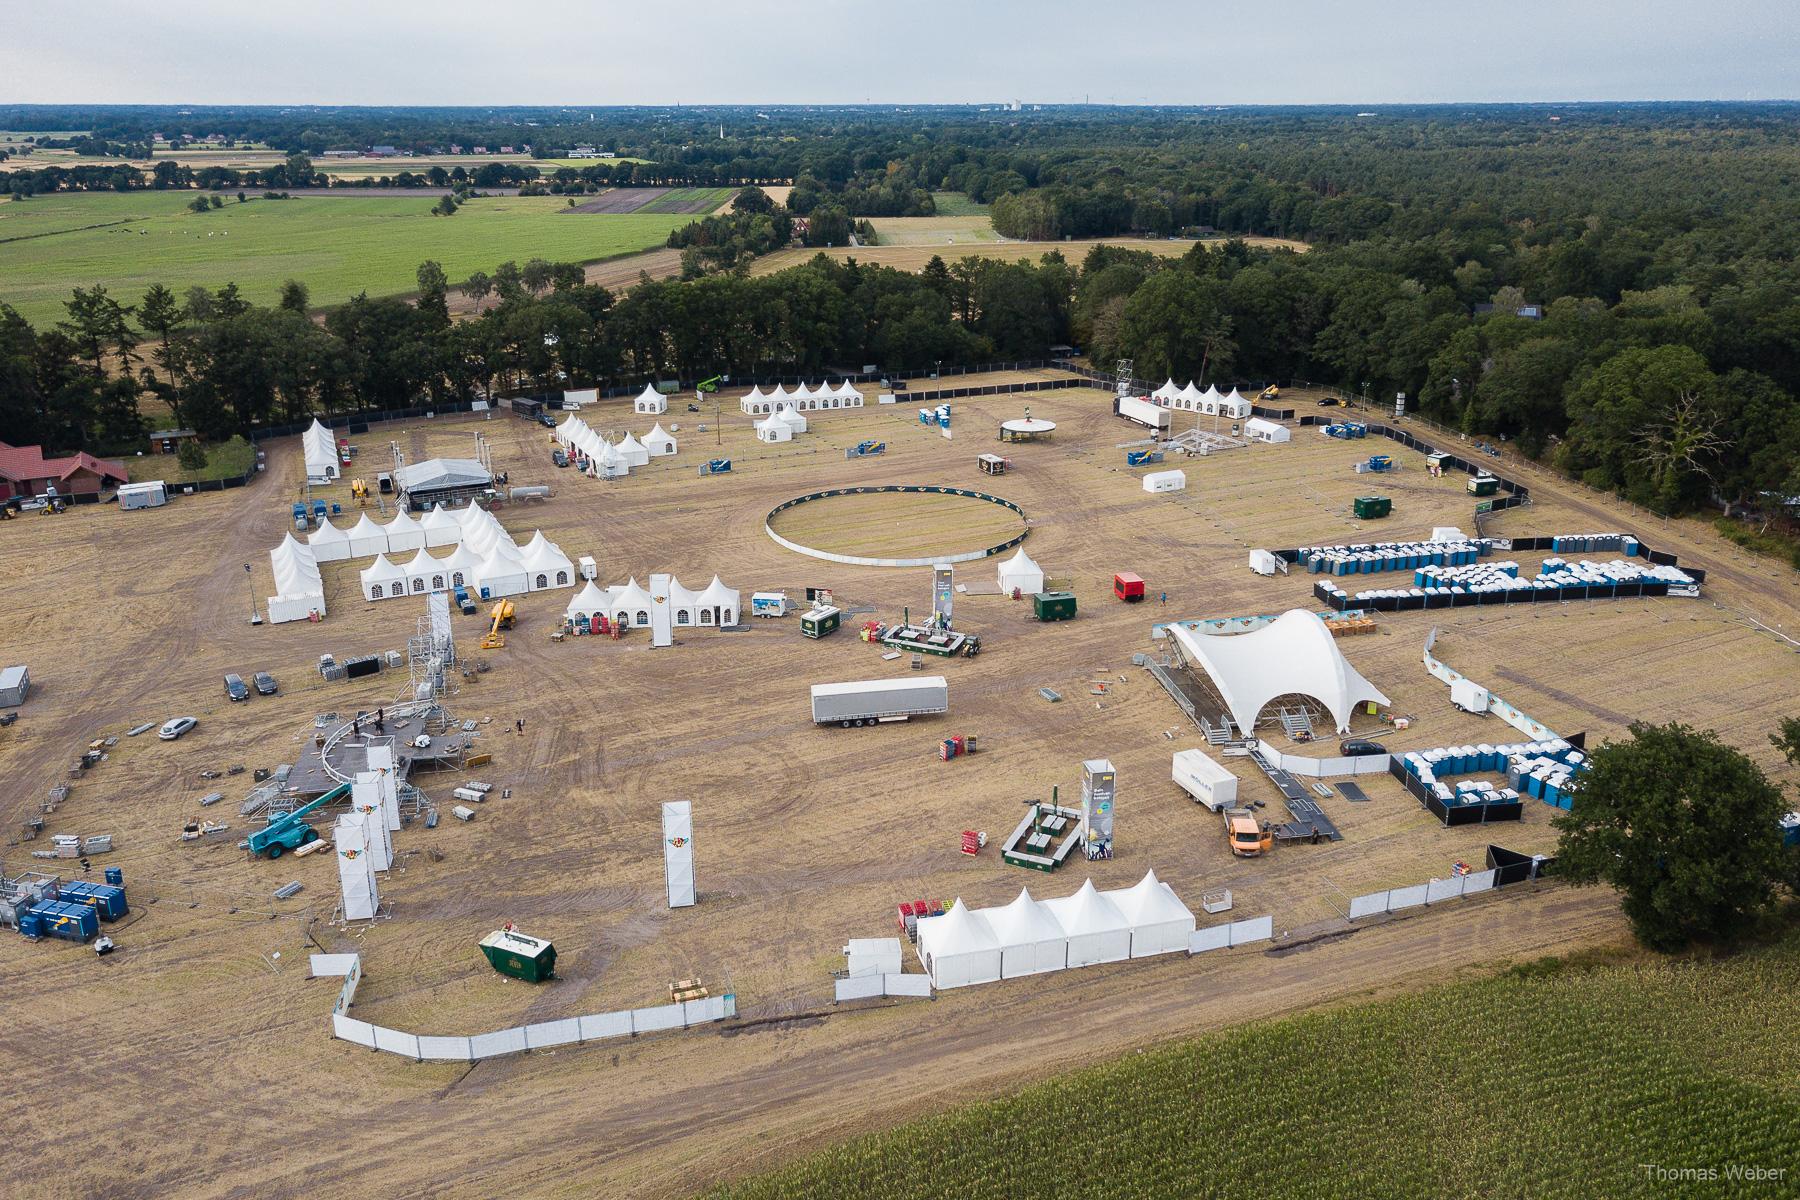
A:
[225, 671, 278, 701]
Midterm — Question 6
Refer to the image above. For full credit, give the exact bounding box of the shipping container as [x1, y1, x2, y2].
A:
[1353, 496, 1392, 520]
[1116, 395, 1173, 432]
[1172, 748, 1240, 811]
[1032, 591, 1078, 621]
[811, 677, 948, 726]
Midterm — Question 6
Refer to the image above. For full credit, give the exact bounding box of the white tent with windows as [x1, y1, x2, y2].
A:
[996, 546, 1045, 595]
[697, 575, 739, 626]
[1043, 879, 1133, 968]
[476, 544, 529, 598]
[360, 554, 408, 601]
[834, 380, 864, 406]
[1222, 387, 1252, 418]
[643, 424, 678, 456]
[915, 898, 1003, 990]
[1178, 381, 1205, 410]
[419, 503, 462, 548]
[767, 383, 790, 408]
[302, 419, 339, 483]
[634, 383, 667, 415]
[440, 540, 485, 590]
[522, 533, 574, 591]
[776, 407, 808, 433]
[556, 413, 584, 445]
[615, 433, 651, 467]
[384, 508, 425, 553]
[1169, 608, 1389, 735]
[665, 576, 703, 625]
[1104, 869, 1197, 958]
[595, 440, 629, 478]
[755, 415, 793, 443]
[1153, 378, 1181, 402]
[401, 546, 447, 594]
[345, 512, 388, 559]
[980, 888, 1069, 978]
[609, 577, 656, 629]
[1245, 416, 1291, 443]
[566, 580, 610, 621]
[740, 384, 769, 416]
[307, 519, 352, 563]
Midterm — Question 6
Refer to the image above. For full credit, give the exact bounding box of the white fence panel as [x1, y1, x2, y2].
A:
[416, 1035, 474, 1061]
[632, 1004, 684, 1034]
[1461, 868, 1498, 895]
[310, 953, 360, 978]
[468, 1027, 529, 1059]
[578, 1011, 633, 1041]
[1348, 891, 1390, 920]
[1188, 925, 1232, 954]
[885, 974, 933, 997]
[1355, 756, 1393, 776]
[835, 975, 885, 1002]
[525, 1017, 582, 1049]
[333, 1014, 378, 1047]
[1425, 876, 1465, 905]
[373, 1025, 421, 1058]
[1388, 884, 1429, 912]
[1228, 915, 1274, 946]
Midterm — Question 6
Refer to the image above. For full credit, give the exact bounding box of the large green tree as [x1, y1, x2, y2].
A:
[1554, 722, 1789, 951]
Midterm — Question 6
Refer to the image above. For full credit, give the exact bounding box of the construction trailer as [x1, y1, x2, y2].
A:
[1116, 395, 1172, 433]
[0, 665, 28, 708]
[479, 927, 557, 982]
[1033, 591, 1077, 622]
[811, 677, 948, 727]
[799, 605, 841, 639]
[1172, 748, 1239, 812]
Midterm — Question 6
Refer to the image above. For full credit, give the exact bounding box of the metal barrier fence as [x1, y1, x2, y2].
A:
[314, 953, 735, 1062]
[833, 974, 934, 1001]
[1345, 869, 1498, 920]
[1188, 914, 1274, 954]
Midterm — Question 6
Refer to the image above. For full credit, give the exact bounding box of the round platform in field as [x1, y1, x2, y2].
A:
[766, 485, 1029, 567]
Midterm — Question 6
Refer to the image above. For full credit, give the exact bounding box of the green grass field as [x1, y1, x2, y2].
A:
[930, 191, 991, 217]
[713, 927, 1800, 1199]
[127, 435, 255, 483]
[637, 186, 735, 214]
[0, 192, 690, 325]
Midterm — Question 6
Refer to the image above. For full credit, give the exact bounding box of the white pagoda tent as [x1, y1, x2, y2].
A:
[439, 540, 485, 590]
[1105, 869, 1197, 958]
[400, 546, 446, 594]
[307, 519, 351, 563]
[301, 419, 339, 483]
[915, 899, 1003, 990]
[609, 577, 655, 628]
[996, 546, 1045, 595]
[615, 432, 651, 468]
[755, 414, 793, 444]
[476, 542, 530, 598]
[267, 534, 327, 623]
[980, 888, 1069, 978]
[345, 512, 388, 559]
[1178, 381, 1205, 411]
[1043, 880, 1133, 968]
[521, 533, 574, 590]
[383, 508, 425, 553]
[697, 575, 739, 625]
[740, 384, 771, 416]
[1222, 387, 1252, 418]
[664, 576, 704, 625]
[565, 580, 610, 621]
[594, 440, 629, 478]
[776, 407, 808, 434]
[634, 383, 667, 415]
[642, 424, 678, 456]
[419, 503, 462, 548]
[1152, 378, 1181, 402]
[359, 554, 407, 601]
[834, 380, 865, 407]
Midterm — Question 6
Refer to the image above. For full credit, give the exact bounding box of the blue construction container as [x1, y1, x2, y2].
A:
[60, 880, 128, 921]
[29, 900, 98, 942]
[18, 910, 42, 938]
[104, 867, 123, 887]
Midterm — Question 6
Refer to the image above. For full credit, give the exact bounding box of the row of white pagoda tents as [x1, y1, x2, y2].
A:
[740, 381, 864, 416]
[268, 534, 327, 624]
[308, 501, 510, 561]
[302, 419, 340, 484]
[1148, 381, 1254, 418]
[996, 546, 1045, 595]
[553, 414, 677, 478]
[360, 529, 574, 601]
[915, 873, 1197, 990]
[754, 407, 808, 443]
[564, 574, 741, 629]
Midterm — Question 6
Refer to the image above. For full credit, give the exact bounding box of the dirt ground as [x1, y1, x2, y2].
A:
[1, 376, 1794, 1198]
[767, 488, 1029, 560]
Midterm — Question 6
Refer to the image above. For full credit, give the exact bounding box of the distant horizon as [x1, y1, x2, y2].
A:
[10, 0, 1800, 108]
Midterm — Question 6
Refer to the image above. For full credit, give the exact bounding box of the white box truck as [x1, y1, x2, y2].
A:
[1117, 395, 1172, 433]
[811, 677, 948, 727]
[1172, 748, 1239, 811]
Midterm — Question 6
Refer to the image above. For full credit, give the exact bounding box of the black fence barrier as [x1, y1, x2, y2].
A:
[1487, 844, 1553, 886]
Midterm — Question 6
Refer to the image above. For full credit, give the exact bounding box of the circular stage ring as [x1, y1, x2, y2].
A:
[766, 484, 1030, 568]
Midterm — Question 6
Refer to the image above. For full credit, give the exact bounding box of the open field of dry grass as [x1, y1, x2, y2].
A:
[767, 488, 1028, 560]
[1, 373, 1794, 1198]
[755, 232, 1308, 277]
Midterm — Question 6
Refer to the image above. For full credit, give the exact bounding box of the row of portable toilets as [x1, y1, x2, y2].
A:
[1402, 741, 1588, 811]
[1551, 533, 1638, 555]
[12, 867, 128, 942]
[1325, 557, 1699, 608]
[1409, 557, 1698, 594]
[1301, 539, 1487, 576]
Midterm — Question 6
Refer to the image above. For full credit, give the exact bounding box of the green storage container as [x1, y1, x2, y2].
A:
[800, 606, 841, 638]
[1467, 475, 1500, 497]
[1033, 591, 1078, 622]
[1353, 496, 1392, 520]
[480, 928, 557, 982]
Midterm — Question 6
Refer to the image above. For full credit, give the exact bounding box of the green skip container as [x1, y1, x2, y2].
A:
[1353, 496, 1392, 520]
[480, 927, 557, 982]
[1033, 592, 1078, 622]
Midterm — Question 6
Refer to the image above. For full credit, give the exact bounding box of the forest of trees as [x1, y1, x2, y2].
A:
[2, 103, 1797, 537]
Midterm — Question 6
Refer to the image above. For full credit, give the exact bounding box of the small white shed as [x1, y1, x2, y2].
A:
[1248, 548, 1279, 576]
[1142, 469, 1187, 493]
[1245, 417, 1291, 444]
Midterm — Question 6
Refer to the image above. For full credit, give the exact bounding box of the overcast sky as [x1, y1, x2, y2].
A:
[7, 0, 1799, 106]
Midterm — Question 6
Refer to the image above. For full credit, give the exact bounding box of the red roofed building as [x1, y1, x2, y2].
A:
[0, 442, 130, 502]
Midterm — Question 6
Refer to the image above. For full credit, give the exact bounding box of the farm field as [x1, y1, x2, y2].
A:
[0, 192, 691, 324]
[0, 147, 655, 177]
[867, 215, 1002, 245]
[712, 926, 1800, 1200]
[0, 374, 1794, 1197]
[563, 186, 735, 216]
[757, 231, 1309, 275]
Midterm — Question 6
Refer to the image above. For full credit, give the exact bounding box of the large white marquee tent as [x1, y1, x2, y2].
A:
[301, 419, 339, 484]
[1169, 608, 1390, 735]
[267, 533, 326, 623]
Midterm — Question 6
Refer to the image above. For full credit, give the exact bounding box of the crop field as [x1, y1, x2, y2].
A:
[563, 186, 735, 216]
[0, 192, 691, 324]
[713, 927, 1800, 1199]
[0, 375, 1794, 1197]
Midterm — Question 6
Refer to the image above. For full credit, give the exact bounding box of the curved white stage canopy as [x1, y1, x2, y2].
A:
[1168, 608, 1390, 735]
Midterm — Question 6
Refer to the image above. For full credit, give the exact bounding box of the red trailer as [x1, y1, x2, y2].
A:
[1113, 571, 1146, 603]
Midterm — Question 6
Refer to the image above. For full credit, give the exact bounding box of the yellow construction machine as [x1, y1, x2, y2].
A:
[350, 478, 369, 503]
[480, 599, 516, 650]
